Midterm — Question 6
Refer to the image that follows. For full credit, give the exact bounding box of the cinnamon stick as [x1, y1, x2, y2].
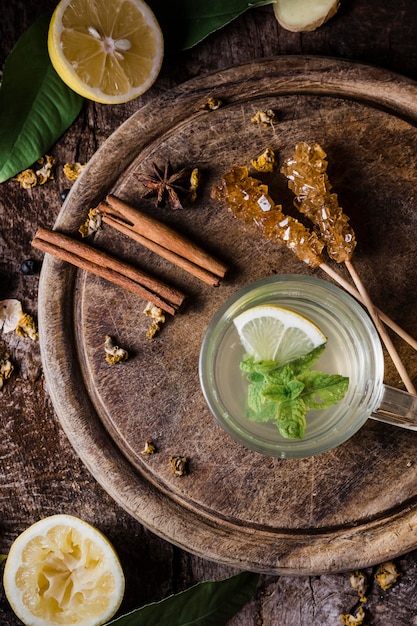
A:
[103, 195, 228, 280]
[32, 227, 186, 315]
[101, 212, 221, 286]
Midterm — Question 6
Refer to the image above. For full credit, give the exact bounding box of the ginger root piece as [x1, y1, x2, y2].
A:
[273, 0, 340, 32]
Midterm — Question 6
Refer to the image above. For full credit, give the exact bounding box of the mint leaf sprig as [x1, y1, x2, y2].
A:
[240, 344, 349, 439]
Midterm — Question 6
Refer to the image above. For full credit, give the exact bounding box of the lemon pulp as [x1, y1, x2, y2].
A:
[3, 514, 125, 626]
[233, 304, 326, 363]
[48, 0, 164, 104]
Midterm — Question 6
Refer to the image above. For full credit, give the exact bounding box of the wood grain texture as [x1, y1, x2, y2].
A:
[37, 57, 417, 575]
[3, 0, 417, 624]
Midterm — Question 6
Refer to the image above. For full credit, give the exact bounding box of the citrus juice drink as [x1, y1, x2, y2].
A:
[199, 275, 385, 458]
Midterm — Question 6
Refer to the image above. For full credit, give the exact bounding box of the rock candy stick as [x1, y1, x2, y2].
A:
[212, 166, 417, 350]
[212, 165, 417, 349]
[282, 142, 416, 393]
[281, 141, 356, 263]
[211, 166, 325, 267]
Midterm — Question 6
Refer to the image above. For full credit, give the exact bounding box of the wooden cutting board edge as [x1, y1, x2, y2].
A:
[38, 56, 417, 574]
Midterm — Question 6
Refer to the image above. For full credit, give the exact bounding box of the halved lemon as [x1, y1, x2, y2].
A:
[3, 514, 125, 626]
[233, 304, 326, 363]
[48, 0, 164, 104]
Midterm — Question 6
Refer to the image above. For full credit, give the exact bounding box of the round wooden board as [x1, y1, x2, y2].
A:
[39, 56, 417, 575]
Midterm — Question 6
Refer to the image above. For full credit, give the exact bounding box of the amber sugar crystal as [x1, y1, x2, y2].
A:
[281, 142, 356, 263]
[211, 166, 324, 267]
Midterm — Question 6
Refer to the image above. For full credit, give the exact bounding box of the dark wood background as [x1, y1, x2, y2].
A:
[2, 1, 417, 624]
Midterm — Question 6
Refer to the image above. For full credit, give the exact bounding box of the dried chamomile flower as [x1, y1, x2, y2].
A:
[169, 455, 188, 477]
[340, 605, 366, 626]
[63, 162, 86, 181]
[16, 311, 39, 341]
[13, 155, 55, 188]
[0, 300, 38, 340]
[144, 302, 166, 339]
[375, 561, 400, 590]
[349, 570, 368, 603]
[36, 155, 55, 184]
[251, 109, 278, 127]
[0, 352, 14, 391]
[199, 96, 223, 111]
[104, 335, 129, 365]
[13, 169, 38, 189]
[141, 440, 157, 455]
[189, 167, 200, 203]
[79, 207, 102, 237]
[250, 147, 276, 172]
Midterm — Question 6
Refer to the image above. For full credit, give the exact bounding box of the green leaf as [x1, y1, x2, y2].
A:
[275, 398, 307, 439]
[105, 571, 259, 626]
[299, 371, 350, 410]
[148, 0, 274, 51]
[0, 554, 7, 565]
[0, 12, 84, 183]
[265, 364, 296, 387]
[0, 0, 272, 183]
[263, 378, 304, 403]
[239, 346, 349, 439]
[260, 383, 287, 404]
[286, 344, 326, 376]
[247, 381, 276, 420]
[240, 356, 281, 383]
[240, 355, 263, 382]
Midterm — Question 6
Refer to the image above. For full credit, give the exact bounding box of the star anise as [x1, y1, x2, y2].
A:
[138, 160, 192, 209]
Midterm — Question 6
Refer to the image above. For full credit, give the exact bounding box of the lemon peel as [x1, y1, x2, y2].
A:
[48, 0, 164, 104]
[3, 514, 125, 626]
[233, 304, 326, 364]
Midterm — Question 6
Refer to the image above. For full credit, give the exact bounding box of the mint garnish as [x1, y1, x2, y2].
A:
[240, 343, 349, 439]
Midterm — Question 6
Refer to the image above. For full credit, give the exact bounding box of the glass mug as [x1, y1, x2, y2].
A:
[199, 275, 417, 458]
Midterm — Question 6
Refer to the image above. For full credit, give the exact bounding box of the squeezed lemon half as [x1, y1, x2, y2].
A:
[3, 514, 125, 626]
[233, 304, 326, 363]
[48, 0, 164, 104]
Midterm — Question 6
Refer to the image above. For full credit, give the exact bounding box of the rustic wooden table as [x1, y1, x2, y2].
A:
[2, 1, 417, 624]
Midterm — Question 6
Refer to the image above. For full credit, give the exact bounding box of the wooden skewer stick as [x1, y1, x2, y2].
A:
[280, 143, 416, 391]
[319, 262, 417, 352]
[344, 260, 416, 394]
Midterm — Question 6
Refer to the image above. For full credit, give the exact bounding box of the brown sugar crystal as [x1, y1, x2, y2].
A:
[211, 165, 324, 267]
[281, 142, 356, 263]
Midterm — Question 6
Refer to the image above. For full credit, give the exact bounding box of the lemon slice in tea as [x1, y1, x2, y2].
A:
[233, 304, 326, 363]
[48, 0, 164, 104]
[3, 514, 125, 626]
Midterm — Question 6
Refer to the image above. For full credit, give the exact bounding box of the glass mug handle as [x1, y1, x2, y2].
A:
[371, 385, 417, 430]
